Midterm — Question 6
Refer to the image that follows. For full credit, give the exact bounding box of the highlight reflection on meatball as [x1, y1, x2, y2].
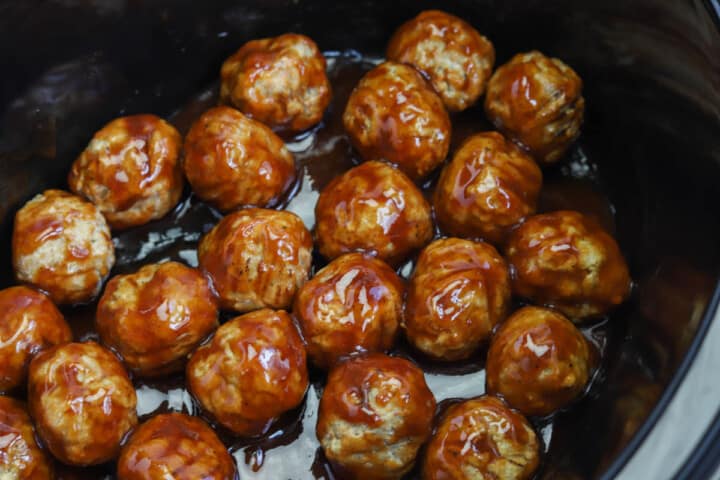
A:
[317, 353, 436, 480]
[12, 189, 115, 305]
[96, 261, 218, 377]
[343, 61, 451, 180]
[294, 253, 404, 369]
[68, 114, 183, 229]
[505, 210, 631, 320]
[0, 396, 54, 479]
[387, 10, 495, 112]
[485, 51, 585, 164]
[315, 161, 433, 267]
[0, 286, 72, 393]
[198, 208, 312, 312]
[423, 396, 540, 480]
[117, 413, 235, 480]
[184, 106, 296, 212]
[28, 342, 137, 465]
[187, 309, 308, 437]
[220, 33, 331, 132]
[405, 238, 510, 361]
[486, 306, 594, 417]
[434, 132, 542, 245]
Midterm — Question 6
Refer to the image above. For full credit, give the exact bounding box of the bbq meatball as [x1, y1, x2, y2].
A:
[0, 396, 54, 479]
[198, 208, 312, 312]
[220, 33, 331, 132]
[96, 261, 218, 377]
[28, 341, 137, 465]
[68, 114, 183, 229]
[434, 132, 542, 245]
[183, 106, 296, 212]
[486, 306, 594, 417]
[505, 210, 631, 320]
[0, 286, 72, 393]
[117, 413, 235, 480]
[315, 161, 433, 266]
[387, 10, 495, 112]
[423, 395, 540, 480]
[485, 51, 585, 164]
[343, 61, 451, 180]
[12, 189, 115, 305]
[405, 238, 510, 361]
[294, 253, 404, 369]
[317, 353, 436, 480]
[187, 309, 308, 437]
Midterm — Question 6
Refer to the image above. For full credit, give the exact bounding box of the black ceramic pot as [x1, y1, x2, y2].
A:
[0, 1, 719, 479]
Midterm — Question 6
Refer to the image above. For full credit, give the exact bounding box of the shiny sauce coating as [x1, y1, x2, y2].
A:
[28, 52, 617, 479]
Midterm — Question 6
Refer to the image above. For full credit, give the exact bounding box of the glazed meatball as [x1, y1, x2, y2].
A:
[315, 161, 433, 266]
[187, 309, 308, 437]
[0, 286, 72, 393]
[12, 189, 115, 305]
[198, 208, 312, 312]
[505, 210, 631, 319]
[0, 396, 53, 479]
[343, 61, 451, 180]
[220, 33, 331, 132]
[434, 132, 542, 245]
[405, 238, 510, 361]
[486, 306, 594, 417]
[28, 341, 137, 465]
[387, 10, 495, 112]
[96, 261, 218, 377]
[485, 51, 585, 164]
[317, 353, 436, 480]
[294, 253, 404, 369]
[117, 413, 235, 480]
[183, 106, 296, 212]
[68, 114, 183, 229]
[423, 396, 540, 480]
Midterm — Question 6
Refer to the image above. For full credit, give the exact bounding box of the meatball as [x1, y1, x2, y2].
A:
[387, 10, 495, 112]
[117, 413, 235, 480]
[433, 132, 542, 245]
[315, 161, 433, 266]
[294, 253, 404, 369]
[96, 261, 218, 377]
[187, 309, 308, 437]
[485, 51, 585, 164]
[486, 306, 594, 417]
[0, 286, 72, 393]
[198, 208, 312, 312]
[28, 341, 137, 465]
[183, 106, 296, 212]
[404, 238, 510, 361]
[343, 61, 451, 180]
[220, 33, 331, 132]
[0, 396, 54, 479]
[505, 210, 631, 320]
[12, 189, 115, 305]
[68, 114, 183, 229]
[317, 354, 436, 479]
[423, 396, 540, 480]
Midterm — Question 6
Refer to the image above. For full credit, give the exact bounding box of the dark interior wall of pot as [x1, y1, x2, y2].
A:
[0, 0, 718, 477]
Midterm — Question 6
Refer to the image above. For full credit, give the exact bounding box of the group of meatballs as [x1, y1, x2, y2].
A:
[0, 9, 631, 480]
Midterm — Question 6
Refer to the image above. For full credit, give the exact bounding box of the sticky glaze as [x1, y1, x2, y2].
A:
[68, 114, 183, 230]
[220, 33, 332, 132]
[294, 253, 404, 369]
[386, 10, 495, 113]
[342, 61, 450, 180]
[44, 51, 616, 480]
